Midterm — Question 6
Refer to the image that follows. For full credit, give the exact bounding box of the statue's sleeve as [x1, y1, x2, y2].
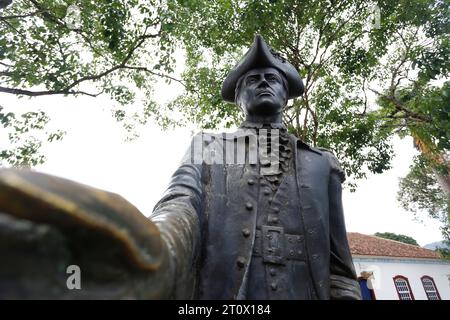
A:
[323, 150, 362, 300]
[149, 133, 203, 299]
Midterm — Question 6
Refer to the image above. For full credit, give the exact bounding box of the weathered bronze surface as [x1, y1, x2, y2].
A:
[0, 35, 361, 300]
[0, 169, 174, 299]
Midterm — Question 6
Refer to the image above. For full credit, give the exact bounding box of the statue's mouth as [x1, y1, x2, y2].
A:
[256, 90, 274, 97]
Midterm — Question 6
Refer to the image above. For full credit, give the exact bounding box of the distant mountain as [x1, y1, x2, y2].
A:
[424, 241, 449, 250]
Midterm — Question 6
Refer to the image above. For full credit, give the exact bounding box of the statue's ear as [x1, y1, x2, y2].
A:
[233, 76, 244, 107]
[234, 91, 246, 114]
[236, 98, 244, 113]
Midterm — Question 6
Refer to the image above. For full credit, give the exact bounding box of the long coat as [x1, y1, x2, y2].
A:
[150, 129, 361, 300]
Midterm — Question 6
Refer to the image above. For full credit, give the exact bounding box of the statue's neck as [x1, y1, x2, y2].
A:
[244, 113, 282, 125]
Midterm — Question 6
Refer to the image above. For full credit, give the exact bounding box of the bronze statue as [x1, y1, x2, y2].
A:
[0, 35, 361, 300]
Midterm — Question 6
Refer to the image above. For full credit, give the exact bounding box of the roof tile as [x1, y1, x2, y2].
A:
[347, 232, 440, 259]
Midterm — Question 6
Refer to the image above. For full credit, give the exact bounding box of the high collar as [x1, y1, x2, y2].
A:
[239, 120, 287, 130]
[228, 122, 321, 155]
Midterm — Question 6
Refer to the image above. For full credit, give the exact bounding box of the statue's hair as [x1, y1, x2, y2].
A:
[234, 69, 288, 110]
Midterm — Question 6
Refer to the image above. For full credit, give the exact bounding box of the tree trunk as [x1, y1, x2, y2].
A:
[413, 134, 450, 196]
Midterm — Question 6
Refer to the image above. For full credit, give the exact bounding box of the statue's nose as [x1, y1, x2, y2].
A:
[257, 78, 270, 88]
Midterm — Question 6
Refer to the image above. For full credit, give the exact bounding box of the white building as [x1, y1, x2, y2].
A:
[348, 232, 450, 300]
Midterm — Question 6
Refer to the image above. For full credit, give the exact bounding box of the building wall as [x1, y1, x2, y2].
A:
[353, 256, 450, 300]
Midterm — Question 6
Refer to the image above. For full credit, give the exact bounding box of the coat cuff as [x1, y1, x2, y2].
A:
[330, 274, 362, 300]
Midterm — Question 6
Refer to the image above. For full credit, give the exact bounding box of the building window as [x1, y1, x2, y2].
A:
[393, 276, 414, 300]
[421, 276, 441, 300]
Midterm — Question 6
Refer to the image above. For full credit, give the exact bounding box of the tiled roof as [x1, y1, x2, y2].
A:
[347, 232, 440, 259]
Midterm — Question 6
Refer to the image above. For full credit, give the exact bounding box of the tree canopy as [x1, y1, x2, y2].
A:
[374, 232, 419, 246]
[165, 0, 449, 189]
[0, 0, 179, 98]
[165, 0, 449, 234]
[0, 106, 64, 166]
[0, 0, 449, 237]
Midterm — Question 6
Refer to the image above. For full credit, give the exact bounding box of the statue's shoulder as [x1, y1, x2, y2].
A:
[315, 147, 346, 182]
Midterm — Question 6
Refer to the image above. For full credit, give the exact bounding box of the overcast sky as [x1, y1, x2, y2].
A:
[0, 81, 444, 247]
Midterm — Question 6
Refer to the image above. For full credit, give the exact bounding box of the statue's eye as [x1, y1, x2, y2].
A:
[246, 77, 258, 84]
[266, 75, 279, 82]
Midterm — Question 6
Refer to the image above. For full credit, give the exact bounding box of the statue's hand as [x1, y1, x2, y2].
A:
[0, 169, 174, 299]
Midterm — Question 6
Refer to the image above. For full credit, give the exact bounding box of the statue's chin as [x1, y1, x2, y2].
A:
[247, 103, 282, 117]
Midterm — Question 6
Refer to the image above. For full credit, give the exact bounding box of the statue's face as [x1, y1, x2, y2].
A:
[237, 67, 288, 118]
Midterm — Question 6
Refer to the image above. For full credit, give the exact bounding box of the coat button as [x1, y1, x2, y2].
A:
[236, 257, 246, 268]
[247, 179, 255, 185]
[242, 228, 251, 237]
[271, 282, 278, 291]
[245, 202, 253, 210]
[263, 188, 271, 195]
[270, 268, 276, 276]
[270, 217, 279, 224]
[273, 207, 280, 213]
[312, 254, 319, 260]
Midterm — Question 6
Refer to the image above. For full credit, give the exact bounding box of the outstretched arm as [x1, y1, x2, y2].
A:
[0, 168, 175, 299]
[0, 136, 204, 299]
[150, 163, 203, 299]
[150, 133, 204, 298]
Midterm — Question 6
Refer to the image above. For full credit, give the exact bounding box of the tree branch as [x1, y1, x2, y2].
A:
[0, 10, 42, 20]
[0, 86, 102, 97]
[369, 87, 432, 123]
[0, 26, 165, 98]
[306, 2, 367, 92]
[309, 0, 350, 67]
[28, 0, 65, 27]
[122, 66, 185, 87]
[389, 31, 413, 94]
[64, 30, 162, 91]
[0, 1, 169, 101]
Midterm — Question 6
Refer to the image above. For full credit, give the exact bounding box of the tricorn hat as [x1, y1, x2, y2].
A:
[221, 35, 304, 103]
